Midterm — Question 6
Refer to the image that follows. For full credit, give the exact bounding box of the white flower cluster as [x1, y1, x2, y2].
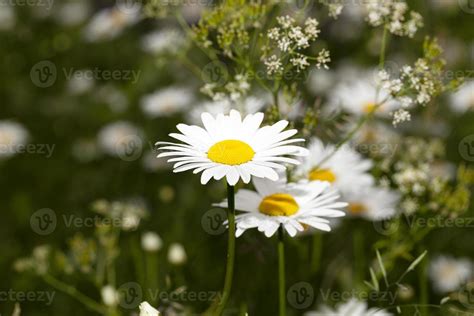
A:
[264, 16, 326, 75]
[365, 0, 423, 37]
[201, 74, 250, 101]
[377, 56, 442, 126]
[319, 0, 344, 19]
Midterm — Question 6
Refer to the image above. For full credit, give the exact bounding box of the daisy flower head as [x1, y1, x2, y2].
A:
[344, 186, 400, 221]
[0, 120, 29, 159]
[305, 298, 392, 316]
[429, 255, 473, 293]
[217, 174, 347, 237]
[329, 72, 400, 117]
[296, 138, 374, 196]
[156, 110, 309, 186]
[83, 7, 141, 42]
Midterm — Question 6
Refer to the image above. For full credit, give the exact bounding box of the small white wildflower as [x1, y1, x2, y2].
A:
[276, 15, 295, 29]
[315, 49, 331, 69]
[290, 55, 310, 72]
[304, 18, 320, 39]
[392, 109, 411, 126]
[268, 27, 280, 40]
[168, 243, 187, 265]
[265, 55, 283, 75]
[139, 301, 160, 316]
[141, 232, 163, 252]
[101, 285, 119, 307]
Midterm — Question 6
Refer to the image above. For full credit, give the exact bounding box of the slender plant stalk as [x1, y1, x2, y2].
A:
[42, 273, 107, 314]
[278, 226, 286, 316]
[419, 250, 429, 316]
[215, 184, 236, 315]
[379, 26, 389, 69]
[310, 233, 322, 275]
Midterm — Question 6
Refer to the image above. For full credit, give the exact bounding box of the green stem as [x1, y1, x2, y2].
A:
[278, 226, 286, 316]
[42, 274, 107, 315]
[379, 26, 389, 70]
[215, 184, 236, 315]
[310, 233, 322, 275]
[353, 228, 365, 286]
[419, 251, 429, 316]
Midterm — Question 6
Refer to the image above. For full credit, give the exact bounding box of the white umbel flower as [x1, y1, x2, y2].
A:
[218, 175, 347, 237]
[429, 255, 473, 293]
[344, 186, 400, 221]
[450, 80, 474, 113]
[139, 301, 160, 316]
[296, 138, 374, 196]
[305, 298, 392, 316]
[141, 87, 193, 118]
[84, 7, 140, 42]
[0, 121, 29, 158]
[329, 74, 399, 117]
[167, 243, 187, 265]
[141, 232, 163, 252]
[156, 110, 308, 186]
[101, 285, 119, 307]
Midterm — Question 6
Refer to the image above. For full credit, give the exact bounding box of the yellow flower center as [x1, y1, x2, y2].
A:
[348, 203, 367, 215]
[309, 168, 336, 182]
[363, 102, 377, 113]
[258, 193, 299, 216]
[207, 140, 255, 165]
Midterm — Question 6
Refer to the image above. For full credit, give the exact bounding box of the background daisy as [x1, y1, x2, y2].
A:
[296, 138, 374, 196]
[217, 175, 347, 237]
[429, 255, 473, 293]
[305, 298, 392, 316]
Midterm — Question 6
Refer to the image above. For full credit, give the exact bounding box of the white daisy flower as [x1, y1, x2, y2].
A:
[0, 121, 29, 159]
[84, 7, 141, 42]
[66, 70, 95, 95]
[217, 175, 347, 237]
[186, 97, 266, 125]
[305, 298, 392, 316]
[156, 110, 308, 186]
[141, 232, 163, 252]
[429, 255, 473, 293]
[329, 72, 399, 117]
[296, 138, 374, 196]
[450, 80, 474, 113]
[141, 87, 193, 118]
[344, 186, 400, 221]
[139, 301, 160, 316]
[167, 243, 187, 265]
[141, 29, 186, 55]
[97, 121, 143, 158]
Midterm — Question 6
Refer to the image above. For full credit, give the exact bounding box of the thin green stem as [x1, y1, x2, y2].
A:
[310, 233, 322, 275]
[215, 184, 236, 316]
[42, 274, 107, 315]
[278, 226, 286, 316]
[419, 250, 429, 316]
[379, 26, 389, 70]
[353, 228, 365, 286]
